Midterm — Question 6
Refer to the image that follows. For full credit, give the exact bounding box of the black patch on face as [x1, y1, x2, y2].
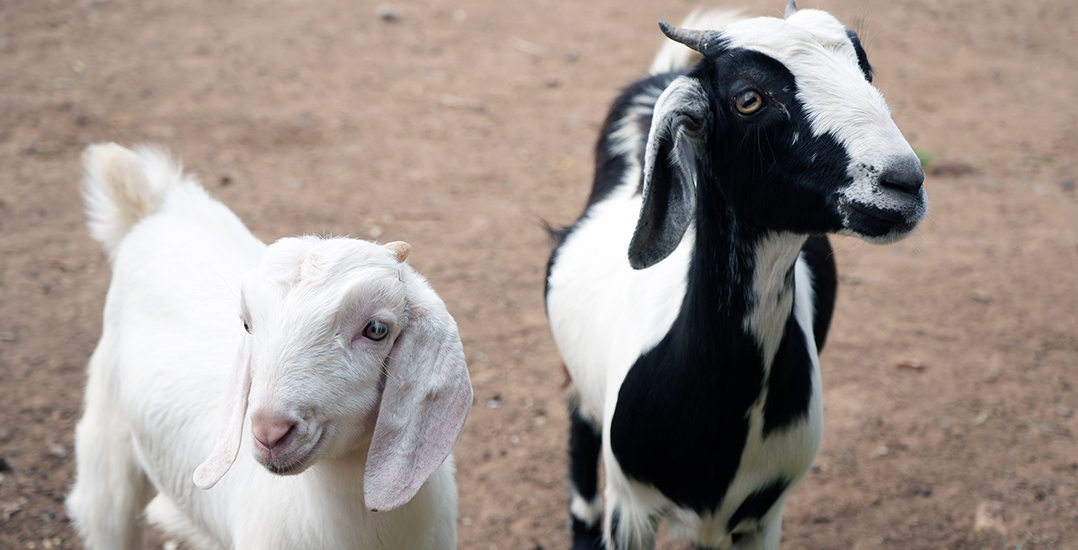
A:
[694, 49, 853, 236]
[726, 479, 790, 534]
[846, 30, 873, 82]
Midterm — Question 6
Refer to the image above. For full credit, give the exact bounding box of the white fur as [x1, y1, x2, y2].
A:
[67, 143, 470, 550]
[547, 181, 693, 428]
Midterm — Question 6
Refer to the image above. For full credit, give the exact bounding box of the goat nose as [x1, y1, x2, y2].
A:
[251, 411, 296, 450]
[878, 155, 925, 195]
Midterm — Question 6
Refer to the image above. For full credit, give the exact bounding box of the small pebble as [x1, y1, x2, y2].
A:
[893, 358, 926, 371]
[875, 445, 890, 457]
[48, 444, 67, 458]
[973, 291, 992, 303]
[973, 501, 1007, 535]
[1062, 177, 1076, 192]
[376, 4, 399, 21]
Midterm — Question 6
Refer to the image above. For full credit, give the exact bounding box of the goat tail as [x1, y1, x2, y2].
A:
[81, 143, 182, 260]
[648, 8, 746, 75]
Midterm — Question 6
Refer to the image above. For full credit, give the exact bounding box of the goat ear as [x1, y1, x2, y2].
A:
[628, 76, 712, 269]
[364, 272, 472, 512]
[193, 339, 252, 489]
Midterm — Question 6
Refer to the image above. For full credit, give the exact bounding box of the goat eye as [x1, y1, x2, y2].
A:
[363, 320, 389, 341]
[242, 319, 251, 334]
[735, 90, 764, 115]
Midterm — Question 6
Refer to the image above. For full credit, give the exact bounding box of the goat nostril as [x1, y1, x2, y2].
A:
[878, 158, 925, 195]
[252, 415, 297, 450]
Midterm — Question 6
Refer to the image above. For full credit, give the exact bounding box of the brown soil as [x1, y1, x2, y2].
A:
[1, 0, 1076, 548]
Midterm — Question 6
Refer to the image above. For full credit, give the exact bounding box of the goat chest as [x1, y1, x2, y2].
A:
[609, 301, 820, 513]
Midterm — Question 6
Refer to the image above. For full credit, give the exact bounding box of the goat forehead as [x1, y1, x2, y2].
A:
[280, 268, 404, 326]
[721, 10, 853, 63]
[241, 263, 406, 350]
[263, 239, 397, 281]
[719, 10, 909, 161]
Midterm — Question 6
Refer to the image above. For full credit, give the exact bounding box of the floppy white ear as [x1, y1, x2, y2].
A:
[364, 273, 472, 512]
[193, 339, 252, 489]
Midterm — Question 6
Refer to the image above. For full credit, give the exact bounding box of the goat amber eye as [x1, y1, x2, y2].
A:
[363, 320, 389, 341]
[242, 320, 251, 334]
[735, 91, 763, 115]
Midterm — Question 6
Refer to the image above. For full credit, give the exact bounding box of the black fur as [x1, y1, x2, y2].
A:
[592, 74, 681, 206]
[727, 479, 790, 533]
[571, 517, 604, 550]
[761, 311, 814, 437]
[846, 30, 874, 82]
[544, 74, 679, 306]
[801, 235, 838, 352]
[568, 408, 603, 503]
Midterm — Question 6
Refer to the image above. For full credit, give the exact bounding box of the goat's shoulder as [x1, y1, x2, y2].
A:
[588, 71, 685, 209]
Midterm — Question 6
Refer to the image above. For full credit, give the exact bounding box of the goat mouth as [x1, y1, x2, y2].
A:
[839, 201, 919, 240]
[259, 430, 326, 476]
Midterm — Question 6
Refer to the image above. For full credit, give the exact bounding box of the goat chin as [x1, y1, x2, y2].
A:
[546, 5, 924, 550]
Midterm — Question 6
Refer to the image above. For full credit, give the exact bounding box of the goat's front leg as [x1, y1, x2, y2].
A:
[726, 510, 783, 550]
[66, 376, 153, 550]
[568, 406, 604, 550]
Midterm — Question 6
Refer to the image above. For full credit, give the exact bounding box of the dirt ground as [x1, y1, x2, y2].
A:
[1, 0, 1076, 548]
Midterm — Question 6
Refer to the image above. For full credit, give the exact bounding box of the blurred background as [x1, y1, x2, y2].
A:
[0, 0, 1075, 548]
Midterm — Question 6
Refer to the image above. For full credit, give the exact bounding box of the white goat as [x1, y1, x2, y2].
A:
[545, 3, 927, 549]
[66, 143, 472, 550]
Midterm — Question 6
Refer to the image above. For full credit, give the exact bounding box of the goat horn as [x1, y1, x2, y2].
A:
[658, 21, 712, 54]
[784, 1, 798, 19]
[383, 241, 411, 263]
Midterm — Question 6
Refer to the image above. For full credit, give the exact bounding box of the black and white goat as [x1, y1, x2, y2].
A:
[544, 3, 927, 549]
